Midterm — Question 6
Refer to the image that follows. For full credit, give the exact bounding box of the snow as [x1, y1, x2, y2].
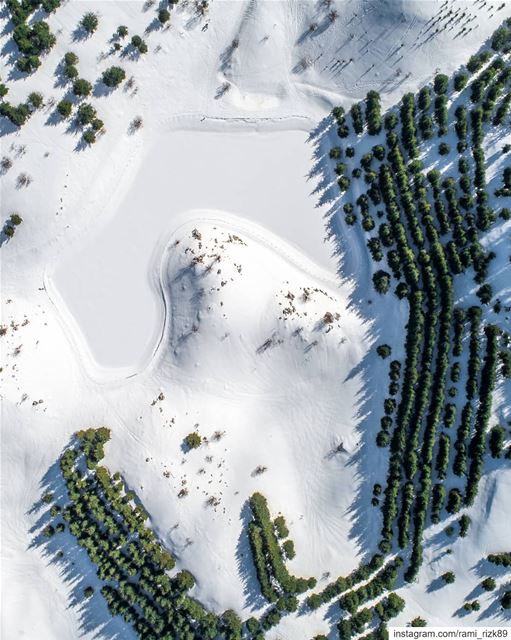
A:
[101, 219, 368, 615]
[1, 0, 511, 639]
[49, 124, 339, 372]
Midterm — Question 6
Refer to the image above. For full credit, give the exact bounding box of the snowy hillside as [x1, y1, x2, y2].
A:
[1, 1, 511, 640]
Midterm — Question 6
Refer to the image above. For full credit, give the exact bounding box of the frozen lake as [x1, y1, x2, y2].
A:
[52, 127, 336, 373]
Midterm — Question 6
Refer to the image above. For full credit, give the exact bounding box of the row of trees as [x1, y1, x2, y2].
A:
[248, 492, 316, 598]
[465, 325, 501, 505]
[306, 554, 385, 610]
[488, 552, 511, 567]
[406, 219, 454, 580]
[338, 559, 403, 615]
[378, 162, 424, 551]
[470, 57, 505, 103]
[329, 28, 506, 594]
[400, 94, 418, 159]
[377, 147, 451, 559]
[51, 428, 234, 640]
[452, 306, 481, 479]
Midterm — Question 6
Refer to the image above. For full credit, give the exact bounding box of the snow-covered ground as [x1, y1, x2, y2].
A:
[2, 1, 511, 639]
[49, 124, 339, 373]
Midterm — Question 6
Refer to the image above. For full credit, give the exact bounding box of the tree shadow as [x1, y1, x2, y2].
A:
[71, 26, 90, 43]
[235, 501, 269, 612]
[426, 575, 447, 593]
[93, 80, 115, 99]
[0, 227, 14, 247]
[28, 458, 136, 640]
[477, 591, 511, 622]
[144, 18, 161, 35]
[219, 40, 239, 73]
[297, 16, 333, 45]
[307, 115, 402, 560]
[120, 45, 140, 62]
[0, 117, 19, 137]
[0, 35, 19, 64]
[45, 107, 65, 127]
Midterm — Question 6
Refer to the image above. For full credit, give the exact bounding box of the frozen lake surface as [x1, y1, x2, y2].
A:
[52, 127, 335, 372]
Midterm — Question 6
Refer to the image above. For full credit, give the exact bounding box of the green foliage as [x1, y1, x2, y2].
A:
[76, 103, 97, 126]
[57, 444, 205, 640]
[446, 488, 462, 514]
[340, 559, 403, 618]
[81, 12, 99, 34]
[64, 64, 78, 79]
[458, 514, 471, 537]
[64, 51, 78, 66]
[501, 591, 511, 609]
[73, 78, 92, 97]
[27, 91, 43, 109]
[454, 73, 468, 92]
[373, 270, 391, 294]
[433, 73, 449, 95]
[400, 93, 418, 157]
[481, 577, 496, 591]
[476, 284, 493, 304]
[277, 594, 298, 612]
[57, 99, 72, 118]
[418, 86, 431, 111]
[117, 25, 128, 38]
[410, 617, 427, 627]
[441, 571, 455, 584]
[375, 592, 405, 621]
[248, 492, 314, 597]
[438, 142, 450, 156]
[131, 35, 148, 54]
[15, 52, 40, 72]
[0, 102, 31, 126]
[488, 553, 511, 567]
[467, 51, 491, 74]
[489, 425, 505, 458]
[102, 66, 126, 88]
[13, 20, 56, 66]
[435, 433, 450, 480]
[376, 431, 390, 448]
[221, 609, 242, 640]
[384, 112, 398, 130]
[84, 586, 94, 599]
[465, 325, 500, 505]
[158, 9, 170, 23]
[350, 102, 364, 134]
[91, 118, 104, 132]
[75, 427, 111, 465]
[463, 600, 480, 612]
[377, 344, 392, 359]
[366, 90, 382, 135]
[282, 539, 295, 560]
[337, 175, 350, 192]
[491, 25, 511, 51]
[273, 515, 289, 539]
[184, 432, 202, 449]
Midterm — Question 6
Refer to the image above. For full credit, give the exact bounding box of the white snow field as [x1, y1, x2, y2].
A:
[1, 0, 511, 639]
[50, 124, 340, 373]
